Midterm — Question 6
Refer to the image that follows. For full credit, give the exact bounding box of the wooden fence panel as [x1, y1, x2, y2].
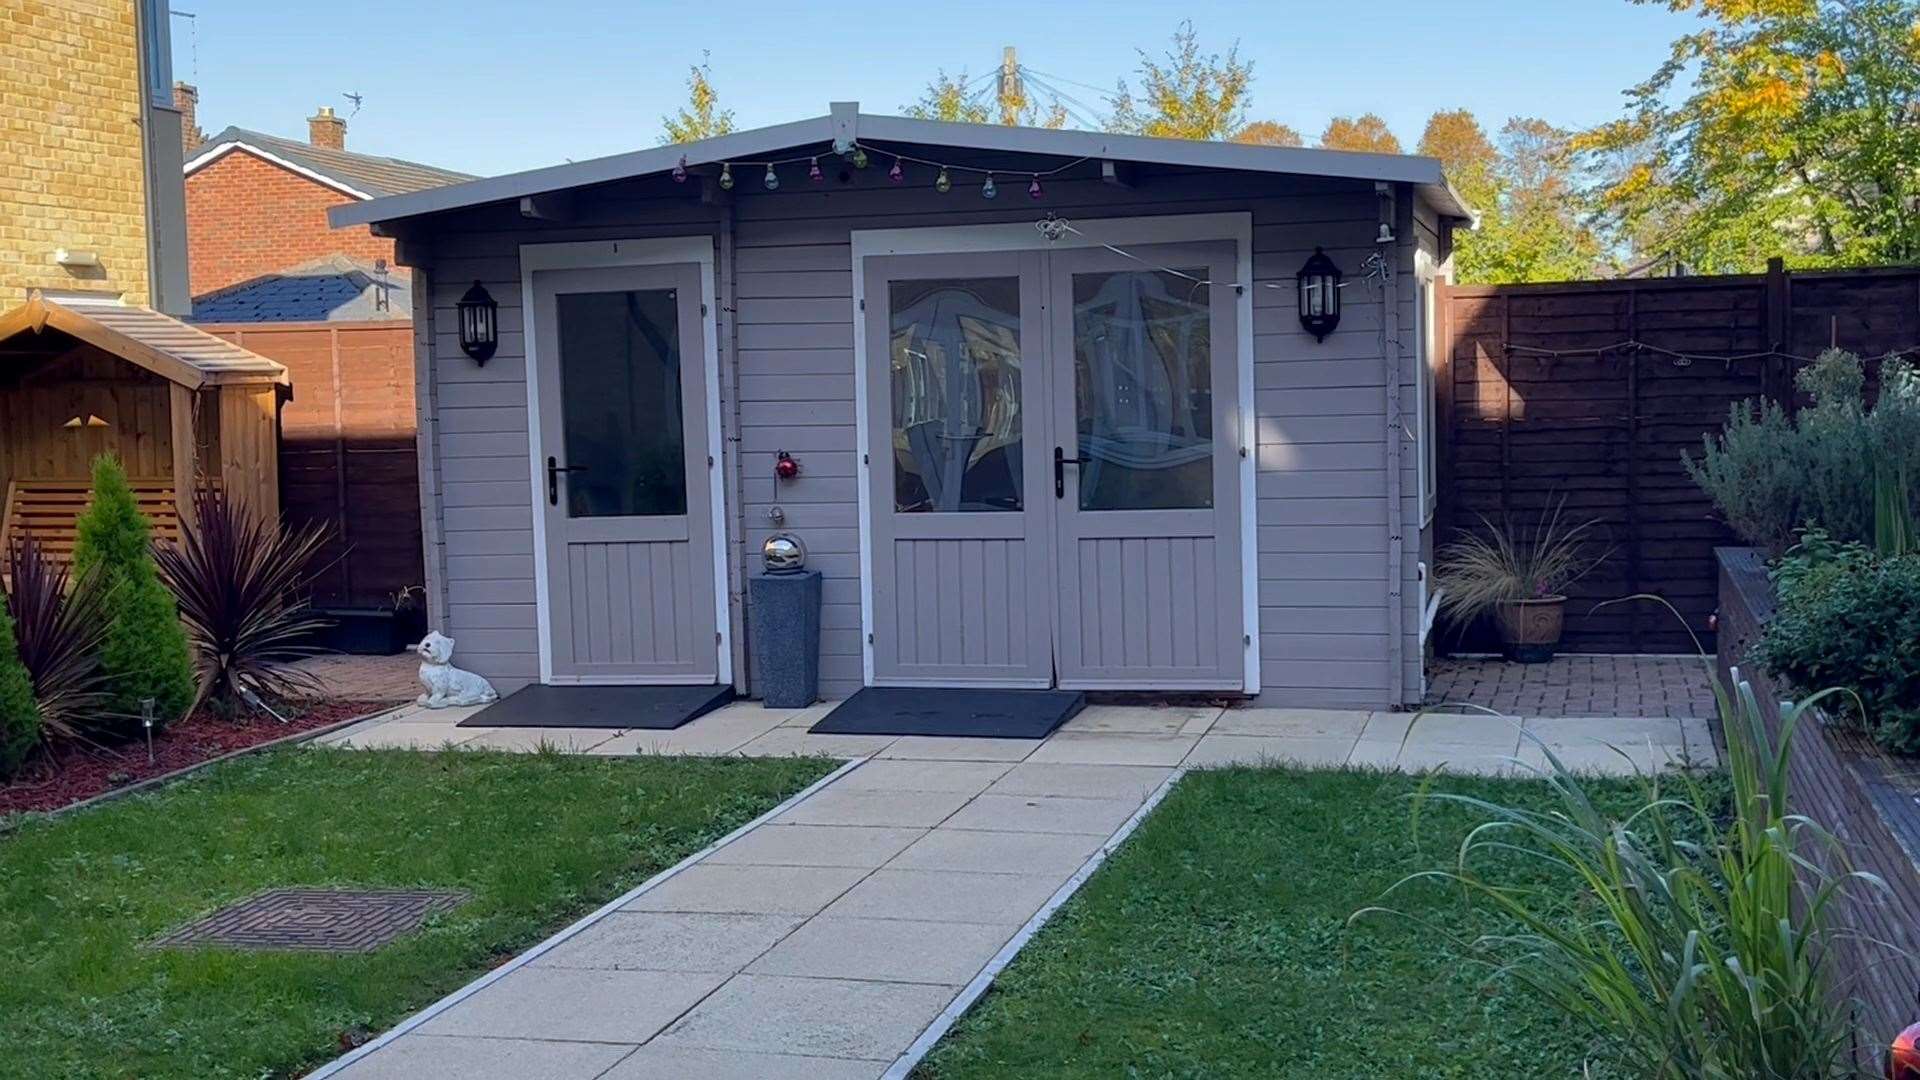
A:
[1437, 263, 1920, 655]
[199, 321, 422, 611]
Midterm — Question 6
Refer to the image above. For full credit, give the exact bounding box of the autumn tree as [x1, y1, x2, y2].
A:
[1319, 114, 1402, 154]
[660, 55, 735, 145]
[1417, 109, 1604, 283]
[1576, 0, 1920, 271]
[1232, 120, 1303, 147]
[1108, 21, 1254, 140]
[1417, 108, 1497, 204]
[904, 66, 1067, 127]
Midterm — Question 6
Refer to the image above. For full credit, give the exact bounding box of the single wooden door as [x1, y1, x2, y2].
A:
[863, 252, 1055, 687]
[532, 264, 719, 683]
[1045, 242, 1245, 690]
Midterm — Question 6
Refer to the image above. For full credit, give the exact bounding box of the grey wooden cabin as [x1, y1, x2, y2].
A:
[333, 104, 1469, 708]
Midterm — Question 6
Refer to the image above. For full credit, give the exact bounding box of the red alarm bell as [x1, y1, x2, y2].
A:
[775, 450, 800, 481]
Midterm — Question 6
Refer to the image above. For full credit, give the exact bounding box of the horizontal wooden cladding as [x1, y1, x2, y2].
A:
[1436, 264, 1920, 655]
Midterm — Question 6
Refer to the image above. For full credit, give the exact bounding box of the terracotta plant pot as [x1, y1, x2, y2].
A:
[1494, 595, 1566, 663]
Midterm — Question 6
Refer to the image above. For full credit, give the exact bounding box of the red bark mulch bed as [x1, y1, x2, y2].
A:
[0, 700, 391, 816]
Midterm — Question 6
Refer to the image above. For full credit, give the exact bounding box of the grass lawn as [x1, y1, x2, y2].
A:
[917, 766, 1677, 1080]
[0, 746, 833, 1080]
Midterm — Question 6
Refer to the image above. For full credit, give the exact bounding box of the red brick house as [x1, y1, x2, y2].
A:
[181, 93, 471, 311]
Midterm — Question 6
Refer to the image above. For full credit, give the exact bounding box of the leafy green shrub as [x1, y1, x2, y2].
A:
[72, 455, 195, 731]
[0, 598, 41, 778]
[1687, 349, 1920, 553]
[1756, 531, 1920, 752]
[1360, 673, 1881, 1078]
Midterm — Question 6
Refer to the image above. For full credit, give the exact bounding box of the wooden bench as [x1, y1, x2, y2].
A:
[0, 478, 184, 578]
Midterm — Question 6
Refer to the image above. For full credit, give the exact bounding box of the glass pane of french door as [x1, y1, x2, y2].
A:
[556, 288, 687, 518]
[886, 277, 1024, 513]
[1070, 269, 1214, 510]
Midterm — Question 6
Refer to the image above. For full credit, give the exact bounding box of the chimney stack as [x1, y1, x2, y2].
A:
[308, 106, 345, 150]
[174, 83, 203, 155]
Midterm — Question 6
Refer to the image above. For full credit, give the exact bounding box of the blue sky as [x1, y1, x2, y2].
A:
[170, 1, 1696, 177]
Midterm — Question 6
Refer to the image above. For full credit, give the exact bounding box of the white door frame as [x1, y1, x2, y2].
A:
[520, 236, 732, 686]
[849, 212, 1260, 694]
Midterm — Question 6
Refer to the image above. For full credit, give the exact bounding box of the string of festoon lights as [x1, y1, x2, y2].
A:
[669, 141, 1096, 199]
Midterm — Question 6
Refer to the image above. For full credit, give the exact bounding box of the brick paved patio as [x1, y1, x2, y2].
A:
[292, 654, 420, 703]
[1425, 654, 1719, 719]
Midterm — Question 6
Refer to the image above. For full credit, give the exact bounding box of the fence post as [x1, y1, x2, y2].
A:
[1764, 257, 1789, 404]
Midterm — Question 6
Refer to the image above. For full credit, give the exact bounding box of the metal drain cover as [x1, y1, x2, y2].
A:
[152, 888, 468, 953]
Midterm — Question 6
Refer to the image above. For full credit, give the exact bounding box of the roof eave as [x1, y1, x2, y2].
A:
[331, 109, 1477, 229]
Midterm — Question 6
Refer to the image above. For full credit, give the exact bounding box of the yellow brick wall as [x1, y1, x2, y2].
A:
[0, 0, 152, 307]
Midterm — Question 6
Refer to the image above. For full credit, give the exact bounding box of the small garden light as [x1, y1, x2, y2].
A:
[456, 281, 498, 365]
[1297, 248, 1343, 342]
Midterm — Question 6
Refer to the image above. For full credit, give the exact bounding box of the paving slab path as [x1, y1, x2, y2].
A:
[315, 701, 1716, 1079]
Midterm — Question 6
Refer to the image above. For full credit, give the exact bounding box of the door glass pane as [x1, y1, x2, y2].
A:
[888, 277, 1023, 513]
[556, 289, 687, 518]
[1072, 270, 1213, 510]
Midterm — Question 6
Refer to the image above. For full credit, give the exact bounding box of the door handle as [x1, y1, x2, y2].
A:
[546, 456, 588, 506]
[1053, 446, 1085, 499]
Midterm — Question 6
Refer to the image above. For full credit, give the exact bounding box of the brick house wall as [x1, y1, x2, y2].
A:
[0, 0, 153, 307]
[185, 150, 393, 297]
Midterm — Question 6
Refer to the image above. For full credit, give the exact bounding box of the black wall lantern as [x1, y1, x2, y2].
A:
[1296, 248, 1343, 341]
[457, 281, 498, 364]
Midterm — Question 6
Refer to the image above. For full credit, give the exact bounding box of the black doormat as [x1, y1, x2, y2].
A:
[810, 687, 1085, 739]
[458, 684, 733, 730]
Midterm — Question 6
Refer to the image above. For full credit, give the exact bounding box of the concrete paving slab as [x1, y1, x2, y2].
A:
[331, 721, 478, 750]
[1061, 704, 1219, 735]
[529, 911, 803, 974]
[1357, 711, 1417, 746]
[941, 793, 1142, 835]
[1024, 732, 1200, 766]
[1185, 734, 1359, 769]
[704, 824, 926, 869]
[735, 729, 899, 758]
[821, 869, 1064, 925]
[831, 758, 1011, 794]
[656, 974, 955, 1061]
[591, 711, 790, 756]
[1522, 715, 1686, 746]
[335, 1033, 634, 1080]
[1347, 738, 1519, 776]
[1209, 708, 1371, 739]
[452, 727, 623, 753]
[886, 828, 1102, 877]
[417, 967, 726, 1043]
[984, 762, 1172, 801]
[598, 1045, 881, 1080]
[747, 915, 1013, 985]
[621, 864, 868, 917]
[777, 787, 975, 828]
[875, 736, 1040, 762]
[1393, 712, 1521, 745]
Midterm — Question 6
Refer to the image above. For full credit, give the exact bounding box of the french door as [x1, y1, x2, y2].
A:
[532, 263, 720, 683]
[863, 240, 1244, 690]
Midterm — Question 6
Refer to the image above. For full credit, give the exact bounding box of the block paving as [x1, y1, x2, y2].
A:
[1426, 654, 1719, 719]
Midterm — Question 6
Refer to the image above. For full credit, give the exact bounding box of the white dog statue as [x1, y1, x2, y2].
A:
[414, 631, 499, 708]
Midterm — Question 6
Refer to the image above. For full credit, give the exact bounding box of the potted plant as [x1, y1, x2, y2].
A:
[1434, 502, 1609, 662]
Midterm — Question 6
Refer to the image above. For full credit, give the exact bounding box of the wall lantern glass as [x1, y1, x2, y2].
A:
[1296, 248, 1342, 341]
[457, 281, 498, 364]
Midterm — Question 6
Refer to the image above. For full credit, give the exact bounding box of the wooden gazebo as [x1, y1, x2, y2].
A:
[0, 293, 288, 565]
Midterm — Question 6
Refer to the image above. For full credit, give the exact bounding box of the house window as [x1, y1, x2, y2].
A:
[1416, 277, 1438, 525]
[141, 0, 174, 106]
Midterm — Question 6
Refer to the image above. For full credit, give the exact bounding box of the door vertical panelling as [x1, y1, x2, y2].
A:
[1047, 242, 1243, 689]
[863, 252, 1053, 687]
[533, 263, 719, 682]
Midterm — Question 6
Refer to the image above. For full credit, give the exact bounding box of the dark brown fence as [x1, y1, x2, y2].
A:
[1717, 548, 1920, 1061]
[1437, 262, 1920, 654]
[200, 321, 422, 611]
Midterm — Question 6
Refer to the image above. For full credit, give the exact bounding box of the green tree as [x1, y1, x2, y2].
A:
[1576, 0, 1920, 271]
[660, 55, 735, 145]
[1419, 109, 1605, 283]
[1108, 21, 1254, 139]
[72, 455, 195, 729]
[1319, 113, 1402, 153]
[0, 602, 39, 778]
[1232, 120, 1303, 147]
[904, 69, 991, 124]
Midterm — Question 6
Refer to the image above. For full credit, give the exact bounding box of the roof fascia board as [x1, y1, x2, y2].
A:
[0, 302, 208, 388]
[332, 110, 1473, 229]
[185, 141, 374, 201]
[330, 115, 835, 228]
